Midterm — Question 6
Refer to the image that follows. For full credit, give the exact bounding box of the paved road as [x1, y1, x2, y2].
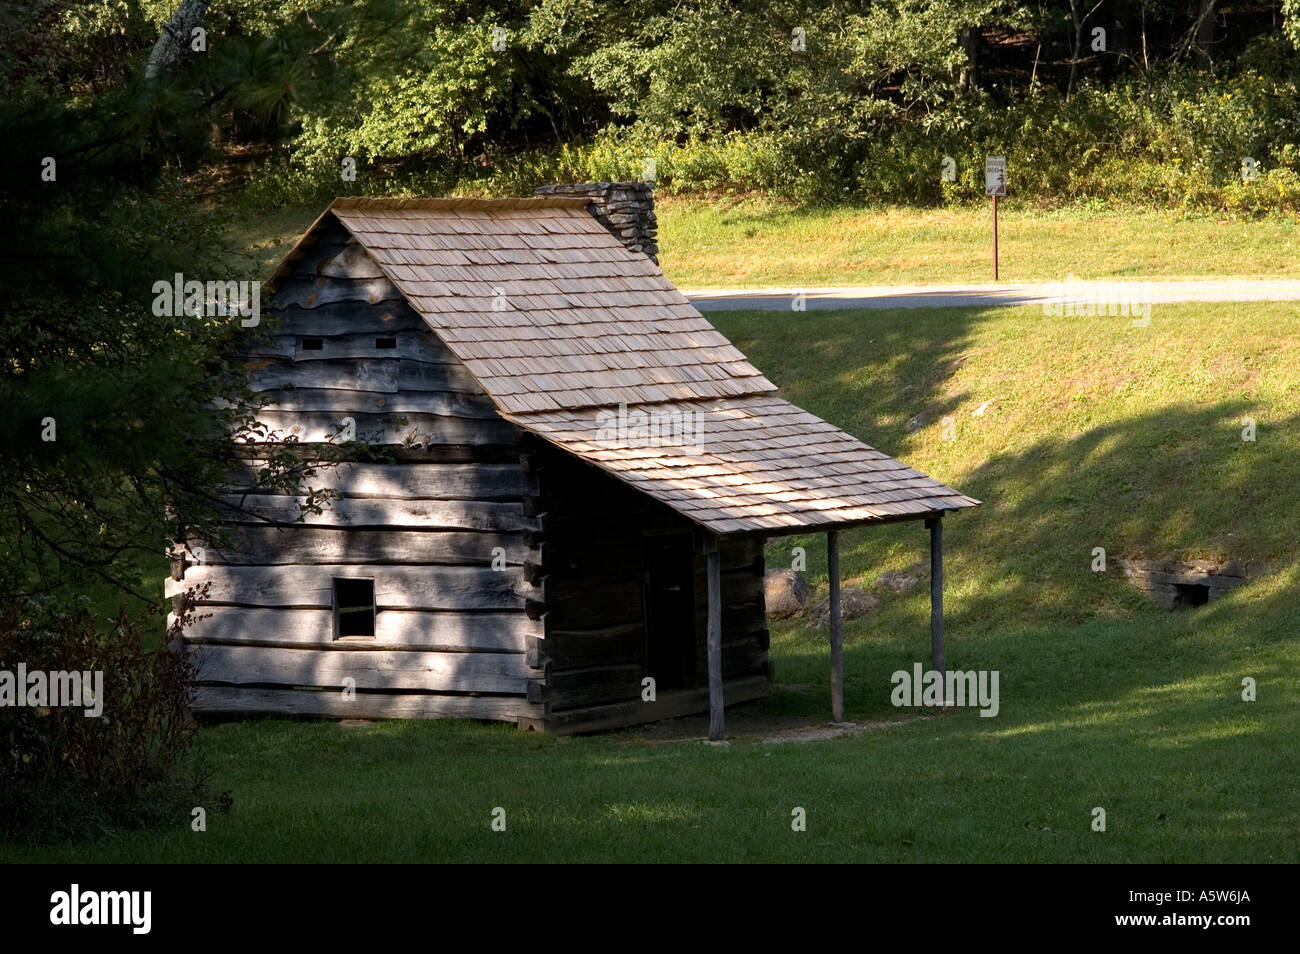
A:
[682, 279, 1300, 311]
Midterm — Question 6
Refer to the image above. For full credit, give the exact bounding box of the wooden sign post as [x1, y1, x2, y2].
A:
[985, 156, 1006, 281]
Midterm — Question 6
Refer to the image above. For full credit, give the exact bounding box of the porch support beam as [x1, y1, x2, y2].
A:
[705, 534, 724, 741]
[927, 515, 946, 704]
[827, 529, 844, 723]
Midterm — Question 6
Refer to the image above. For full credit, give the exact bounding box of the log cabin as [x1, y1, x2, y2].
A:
[167, 186, 978, 736]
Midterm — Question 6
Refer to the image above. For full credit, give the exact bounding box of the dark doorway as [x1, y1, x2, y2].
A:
[1172, 583, 1210, 609]
[643, 532, 697, 691]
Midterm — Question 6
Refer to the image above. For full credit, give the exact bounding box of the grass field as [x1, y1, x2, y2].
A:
[6, 300, 1297, 863]
[228, 198, 1300, 290]
[659, 198, 1300, 288]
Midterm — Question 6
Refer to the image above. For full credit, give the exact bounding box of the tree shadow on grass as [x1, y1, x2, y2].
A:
[949, 400, 1297, 628]
[766, 400, 1298, 739]
[714, 305, 986, 447]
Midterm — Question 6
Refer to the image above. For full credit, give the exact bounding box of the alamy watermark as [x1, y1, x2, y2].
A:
[595, 402, 706, 453]
[50, 885, 150, 934]
[0, 664, 103, 717]
[152, 273, 261, 327]
[1042, 273, 1152, 325]
[891, 664, 999, 717]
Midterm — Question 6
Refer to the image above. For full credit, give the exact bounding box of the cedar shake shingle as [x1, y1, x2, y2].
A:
[265, 197, 979, 534]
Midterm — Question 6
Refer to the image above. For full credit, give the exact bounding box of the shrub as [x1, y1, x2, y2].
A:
[0, 596, 212, 844]
[236, 59, 1300, 215]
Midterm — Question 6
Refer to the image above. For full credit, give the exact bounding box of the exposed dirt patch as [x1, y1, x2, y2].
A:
[760, 719, 922, 743]
[608, 704, 928, 746]
[338, 719, 378, 730]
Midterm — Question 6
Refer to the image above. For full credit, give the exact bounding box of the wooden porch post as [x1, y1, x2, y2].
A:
[927, 515, 945, 704]
[705, 535, 724, 741]
[827, 530, 844, 722]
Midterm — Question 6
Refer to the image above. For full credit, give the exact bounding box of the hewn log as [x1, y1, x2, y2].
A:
[215, 495, 538, 532]
[264, 302, 428, 337]
[691, 603, 769, 635]
[168, 564, 534, 610]
[535, 506, 681, 537]
[240, 331, 458, 364]
[187, 644, 530, 694]
[177, 606, 538, 652]
[720, 537, 764, 569]
[227, 462, 535, 501]
[691, 567, 765, 604]
[190, 686, 541, 723]
[538, 579, 645, 628]
[544, 663, 643, 710]
[523, 559, 545, 585]
[543, 622, 644, 670]
[525, 635, 548, 669]
[242, 388, 498, 419]
[245, 409, 516, 446]
[695, 621, 768, 675]
[545, 674, 771, 735]
[539, 537, 642, 578]
[187, 527, 535, 567]
[723, 644, 769, 679]
[243, 358, 480, 394]
[273, 275, 402, 310]
[317, 241, 386, 280]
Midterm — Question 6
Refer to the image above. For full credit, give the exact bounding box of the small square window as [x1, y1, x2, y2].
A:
[375, 336, 397, 349]
[301, 337, 324, 352]
[334, 578, 375, 638]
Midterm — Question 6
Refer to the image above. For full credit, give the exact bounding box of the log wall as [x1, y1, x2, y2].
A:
[523, 433, 771, 734]
[172, 216, 772, 731]
[172, 219, 543, 724]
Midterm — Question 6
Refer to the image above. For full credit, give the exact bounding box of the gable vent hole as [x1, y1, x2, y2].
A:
[301, 337, 324, 351]
[375, 336, 397, 349]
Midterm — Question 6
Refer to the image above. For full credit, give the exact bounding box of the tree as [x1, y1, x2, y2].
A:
[145, 0, 213, 79]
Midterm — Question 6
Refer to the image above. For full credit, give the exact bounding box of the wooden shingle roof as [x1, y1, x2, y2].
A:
[274, 197, 777, 415]
[504, 395, 979, 535]
[266, 197, 978, 535]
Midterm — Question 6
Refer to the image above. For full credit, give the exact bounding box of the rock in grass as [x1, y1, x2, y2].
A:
[764, 569, 812, 619]
[874, 570, 920, 595]
[808, 588, 879, 626]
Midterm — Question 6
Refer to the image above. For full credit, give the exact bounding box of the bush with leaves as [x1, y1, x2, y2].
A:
[0, 596, 218, 843]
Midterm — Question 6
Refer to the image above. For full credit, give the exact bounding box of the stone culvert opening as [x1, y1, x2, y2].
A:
[1118, 559, 1245, 611]
[1172, 583, 1210, 609]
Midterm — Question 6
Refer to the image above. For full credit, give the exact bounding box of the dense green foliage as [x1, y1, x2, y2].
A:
[0, 0, 338, 841]
[223, 0, 1300, 208]
[13, 2, 1300, 209]
[0, 598, 209, 843]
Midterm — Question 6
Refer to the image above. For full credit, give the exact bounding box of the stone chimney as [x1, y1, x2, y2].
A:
[533, 181, 658, 263]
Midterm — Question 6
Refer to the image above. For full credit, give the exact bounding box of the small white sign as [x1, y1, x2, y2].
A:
[985, 156, 1007, 196]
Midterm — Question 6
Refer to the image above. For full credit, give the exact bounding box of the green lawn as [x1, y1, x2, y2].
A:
[5, 301, 1297, 863]
[658, 198, 1300, 288]
[228, 198, 1300, 290]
